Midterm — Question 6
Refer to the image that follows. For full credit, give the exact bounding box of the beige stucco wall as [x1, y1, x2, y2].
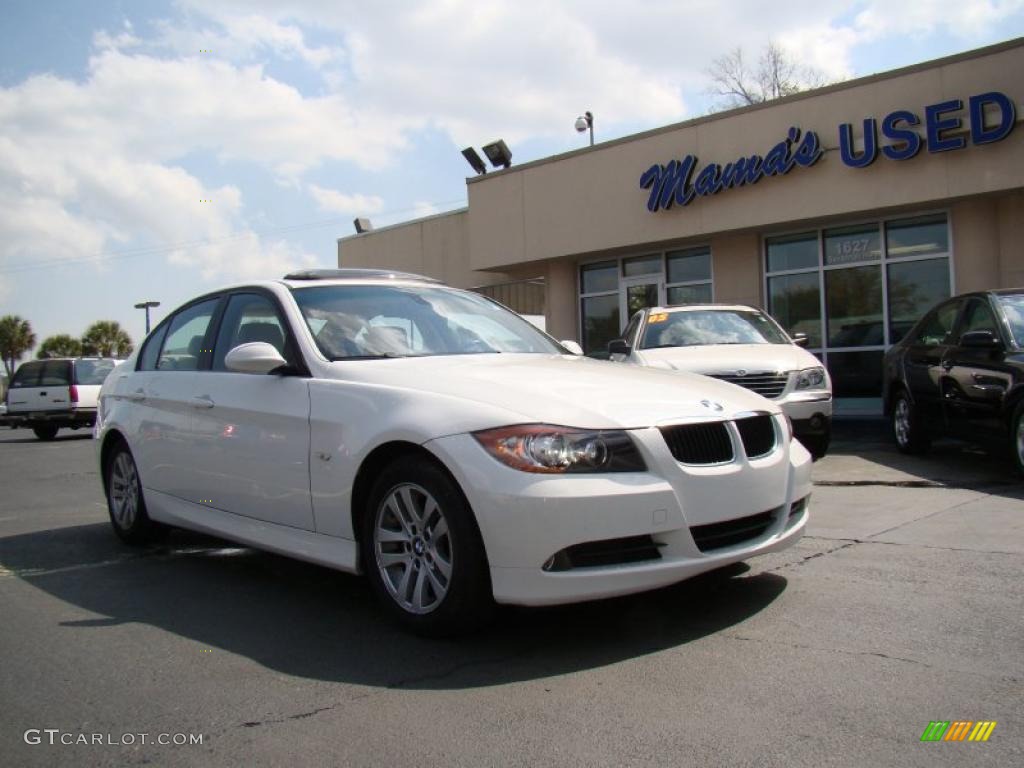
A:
[338, 209, 511, 289]
[465, 40, 1024, 273]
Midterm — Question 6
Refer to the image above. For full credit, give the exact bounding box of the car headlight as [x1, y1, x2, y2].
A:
[794, 366, 827, 391]
[473, 424, 647, 474]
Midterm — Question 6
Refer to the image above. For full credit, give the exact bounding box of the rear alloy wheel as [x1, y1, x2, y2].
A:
[106, 443, 166, 545]
[362, 458, 491, 635]
[32, 425, 59, 441]
[892, 391, 930, 454]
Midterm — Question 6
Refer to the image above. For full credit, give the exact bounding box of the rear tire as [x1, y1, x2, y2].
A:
[892, 390, 930, 454]
[105, 442, 166, 545]
[361, 456, 492, 636]
[32, 425, 59, 441]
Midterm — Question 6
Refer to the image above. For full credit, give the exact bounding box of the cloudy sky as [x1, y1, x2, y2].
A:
[1, 0, 1023, 352]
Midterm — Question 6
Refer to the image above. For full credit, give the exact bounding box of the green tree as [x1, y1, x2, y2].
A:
[37, 334, 84, 359]
[81, 321, 134, 358]
[0, 315, 37, 377]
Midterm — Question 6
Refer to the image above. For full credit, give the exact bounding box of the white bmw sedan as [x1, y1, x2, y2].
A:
[96, 269, 811, 634]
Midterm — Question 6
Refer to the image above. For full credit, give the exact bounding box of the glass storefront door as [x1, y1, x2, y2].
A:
[621, 276, 664, 324]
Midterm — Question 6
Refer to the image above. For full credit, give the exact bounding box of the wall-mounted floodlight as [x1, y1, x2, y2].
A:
[353, 218, 373, 234]
[575, 111, 594, 146]
[481, 139, 512, 169]
[461, 147, 488, 175]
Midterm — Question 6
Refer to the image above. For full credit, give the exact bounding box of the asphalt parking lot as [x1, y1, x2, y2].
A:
[0, 423, 1021, 767]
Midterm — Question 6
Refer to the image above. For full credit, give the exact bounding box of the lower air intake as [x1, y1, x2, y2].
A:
[690, 510, 775, 553]
[543, 535, 662, 571]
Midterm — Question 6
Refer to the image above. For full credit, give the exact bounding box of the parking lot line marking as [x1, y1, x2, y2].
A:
[6, 555, 148, 579]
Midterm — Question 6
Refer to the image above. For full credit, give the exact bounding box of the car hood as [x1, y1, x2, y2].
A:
[324, 354, 777, 430]
[635, 344, 818, 374]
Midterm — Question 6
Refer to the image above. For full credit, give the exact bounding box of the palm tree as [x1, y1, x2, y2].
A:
[81, 321, 134, 358]
[0, 315, 37, 377]
[37, 334, 84, 359]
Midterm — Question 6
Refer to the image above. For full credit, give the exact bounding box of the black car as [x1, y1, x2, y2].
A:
[883, 289, 1024, 472]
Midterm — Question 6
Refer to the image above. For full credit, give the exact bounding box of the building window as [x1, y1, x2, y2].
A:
[580, 261, 620, 353]
[666, 247, 713, 305]
[766, 212, 951, 410]
[578, 247, 714, 354]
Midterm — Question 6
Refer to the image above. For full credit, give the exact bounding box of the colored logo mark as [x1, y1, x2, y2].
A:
[920, 721, 997, 742]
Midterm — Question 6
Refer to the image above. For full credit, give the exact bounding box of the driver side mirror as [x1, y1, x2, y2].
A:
[224, 342, 289, 374]
[560, 340, 584, 356]
[608, 338, 632, 356]
[791, 332, 809, 347]
[959, 330, 1003, 350]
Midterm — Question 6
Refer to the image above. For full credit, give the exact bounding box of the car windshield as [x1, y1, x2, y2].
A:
[996, 294, 1024, 347]
[291, 284, 563, 359]
[641, 309, 791, 349]
[75, 359, 116, 385]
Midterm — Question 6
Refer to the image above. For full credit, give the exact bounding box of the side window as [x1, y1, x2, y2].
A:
[959, 299, 999, 338]
[10, 361, 43, 388]
[157, 299, 219, 372]
[213, 294, 289, 371]
[912, 301, 960, 346]
[74, 359, 116, 385]
[138, 323, 169, 372]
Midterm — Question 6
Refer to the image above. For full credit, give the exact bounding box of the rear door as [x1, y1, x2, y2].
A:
[6, 361, 44, 413]
[128, 297, 221, 500]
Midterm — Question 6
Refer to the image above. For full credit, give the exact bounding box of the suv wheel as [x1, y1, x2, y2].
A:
[32, 425, 59, 441]
[892, 391, 930, 454]
[362, 457, 492, 636]
[106, 442, 166, 545]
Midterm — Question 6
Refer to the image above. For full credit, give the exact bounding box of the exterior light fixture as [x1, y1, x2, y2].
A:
[133, 301, 161, 334]
[575, 111, 594, 146]
[461, 147, 488, 175]
[481, 139, 512, 169]
[353, 217, 373, 234]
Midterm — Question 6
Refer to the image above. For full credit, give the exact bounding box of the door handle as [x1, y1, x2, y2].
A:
[126, 389, 146, 402]
[190, 395, 215, 409]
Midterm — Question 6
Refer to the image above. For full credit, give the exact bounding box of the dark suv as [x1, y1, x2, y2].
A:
[883, 290, 1024, 472]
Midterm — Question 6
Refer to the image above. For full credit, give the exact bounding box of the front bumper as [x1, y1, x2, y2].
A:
[426, 418, 812, 606]
[779, 392, 832, 437]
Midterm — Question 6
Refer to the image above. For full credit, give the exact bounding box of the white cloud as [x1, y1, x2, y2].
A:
[308, 185, 384, 216]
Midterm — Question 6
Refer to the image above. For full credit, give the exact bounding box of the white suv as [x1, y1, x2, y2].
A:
[96, 270, 811, 634]
[4, 357, 117, 440]
[608, 305, 833, 459]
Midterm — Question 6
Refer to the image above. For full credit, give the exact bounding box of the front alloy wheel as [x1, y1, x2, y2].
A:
[362, 457, 491, 635]
[373, 483, 453, 614]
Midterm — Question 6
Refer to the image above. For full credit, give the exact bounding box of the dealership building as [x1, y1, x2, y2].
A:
[338, 38, 1023, 413]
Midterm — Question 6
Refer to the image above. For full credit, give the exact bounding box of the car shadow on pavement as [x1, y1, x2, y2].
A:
[0, 430, 93, 444]
[823, 418, 1024, 496]
[0, 522, 786, 690]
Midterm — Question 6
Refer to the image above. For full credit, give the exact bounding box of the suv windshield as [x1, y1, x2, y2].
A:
[641, 309, 790, 349]
[291, 284, 562, 359]
[996, 294, 1024, 347]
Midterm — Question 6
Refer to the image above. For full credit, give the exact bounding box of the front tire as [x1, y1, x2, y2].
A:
[892, 390, 930, 454]
[33, 425, 59, 441]
[105, 442, 166, 545]
[361, 457, 492, 636]
[1009, 402, 1024, 477]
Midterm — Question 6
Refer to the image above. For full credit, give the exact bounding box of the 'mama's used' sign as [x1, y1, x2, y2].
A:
[640, 91, 1017, 213]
